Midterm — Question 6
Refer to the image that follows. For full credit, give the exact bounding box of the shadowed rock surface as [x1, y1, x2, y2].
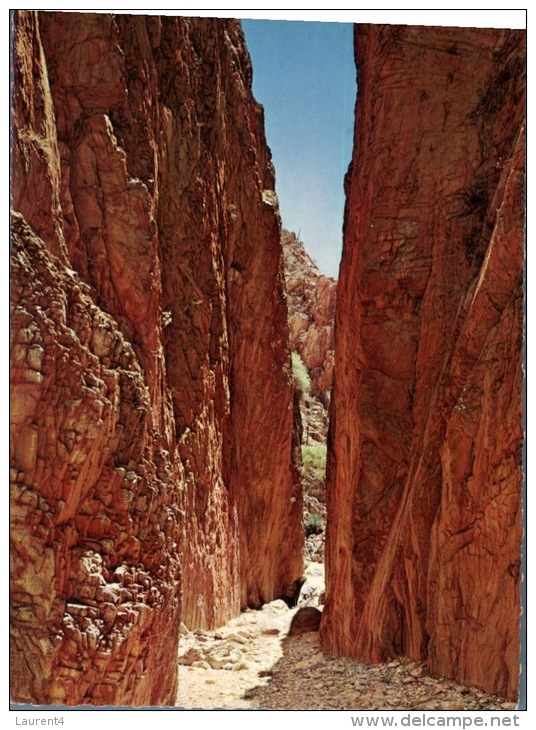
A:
[288, 607, 322, 636]
[321, 24, 525, 702]
[10, 10, 302, 705]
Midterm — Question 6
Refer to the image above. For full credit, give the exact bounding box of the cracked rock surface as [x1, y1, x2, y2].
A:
[11, 11, 301, 705]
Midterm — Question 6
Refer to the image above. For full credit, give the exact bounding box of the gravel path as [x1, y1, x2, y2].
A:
[176, 560, 514, 711]
[245, 632, 514, 711]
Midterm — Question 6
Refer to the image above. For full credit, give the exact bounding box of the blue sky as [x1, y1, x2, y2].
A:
[241, 19, 356, 279]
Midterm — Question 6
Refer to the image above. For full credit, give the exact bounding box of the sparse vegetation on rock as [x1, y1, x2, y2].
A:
[291, 352, 311, 396]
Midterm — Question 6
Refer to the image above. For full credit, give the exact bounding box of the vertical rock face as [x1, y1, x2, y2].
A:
[322, 24, 525, 701]
[10, 11, 302, 705]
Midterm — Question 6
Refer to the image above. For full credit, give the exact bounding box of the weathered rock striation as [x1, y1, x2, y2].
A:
[10, 10, 302, 705]
[322, 24, 525, 701]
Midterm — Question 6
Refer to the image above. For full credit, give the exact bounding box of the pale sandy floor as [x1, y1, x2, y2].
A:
[175, 562, 514, 711]
[176, 599, 298, 709]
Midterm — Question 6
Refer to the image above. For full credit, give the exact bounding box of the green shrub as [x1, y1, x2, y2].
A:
[304, 513, 324, 537]
[301, 443, 326, 477]
[291, 352, 311, 395]
[301, 443, 327, 497]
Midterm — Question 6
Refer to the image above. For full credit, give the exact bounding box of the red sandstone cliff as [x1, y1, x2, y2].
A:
[10, 11, 302, 705]
[321, 24, 525, 701]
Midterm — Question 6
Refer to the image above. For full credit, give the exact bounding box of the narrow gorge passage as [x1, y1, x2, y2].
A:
[10, 10, 525, 711]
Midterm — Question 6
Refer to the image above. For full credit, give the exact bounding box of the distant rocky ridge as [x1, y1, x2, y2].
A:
[282, 229, 336, 444]
[281, 230, 337, 564]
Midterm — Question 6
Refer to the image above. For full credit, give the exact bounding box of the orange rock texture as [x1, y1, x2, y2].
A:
[322, 25, 525, 701]
[10, 10, 302, 705]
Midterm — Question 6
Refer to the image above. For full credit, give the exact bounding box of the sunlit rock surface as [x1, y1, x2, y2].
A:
[10, 11, 302, 705]
[322, 24, 525, 701]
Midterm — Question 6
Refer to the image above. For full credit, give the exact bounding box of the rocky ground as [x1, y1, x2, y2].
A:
[244, 634, 515, 711]
[176, 536, 514, 711]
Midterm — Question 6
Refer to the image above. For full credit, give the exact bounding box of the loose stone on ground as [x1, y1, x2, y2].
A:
[176, 560, 511, 711]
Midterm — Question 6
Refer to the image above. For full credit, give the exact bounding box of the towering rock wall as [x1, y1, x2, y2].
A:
[10, 10, 302, 705]
[322, 24, 525, 701]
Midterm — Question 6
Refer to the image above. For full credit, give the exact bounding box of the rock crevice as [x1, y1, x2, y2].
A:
[11, 12, 525, 708]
